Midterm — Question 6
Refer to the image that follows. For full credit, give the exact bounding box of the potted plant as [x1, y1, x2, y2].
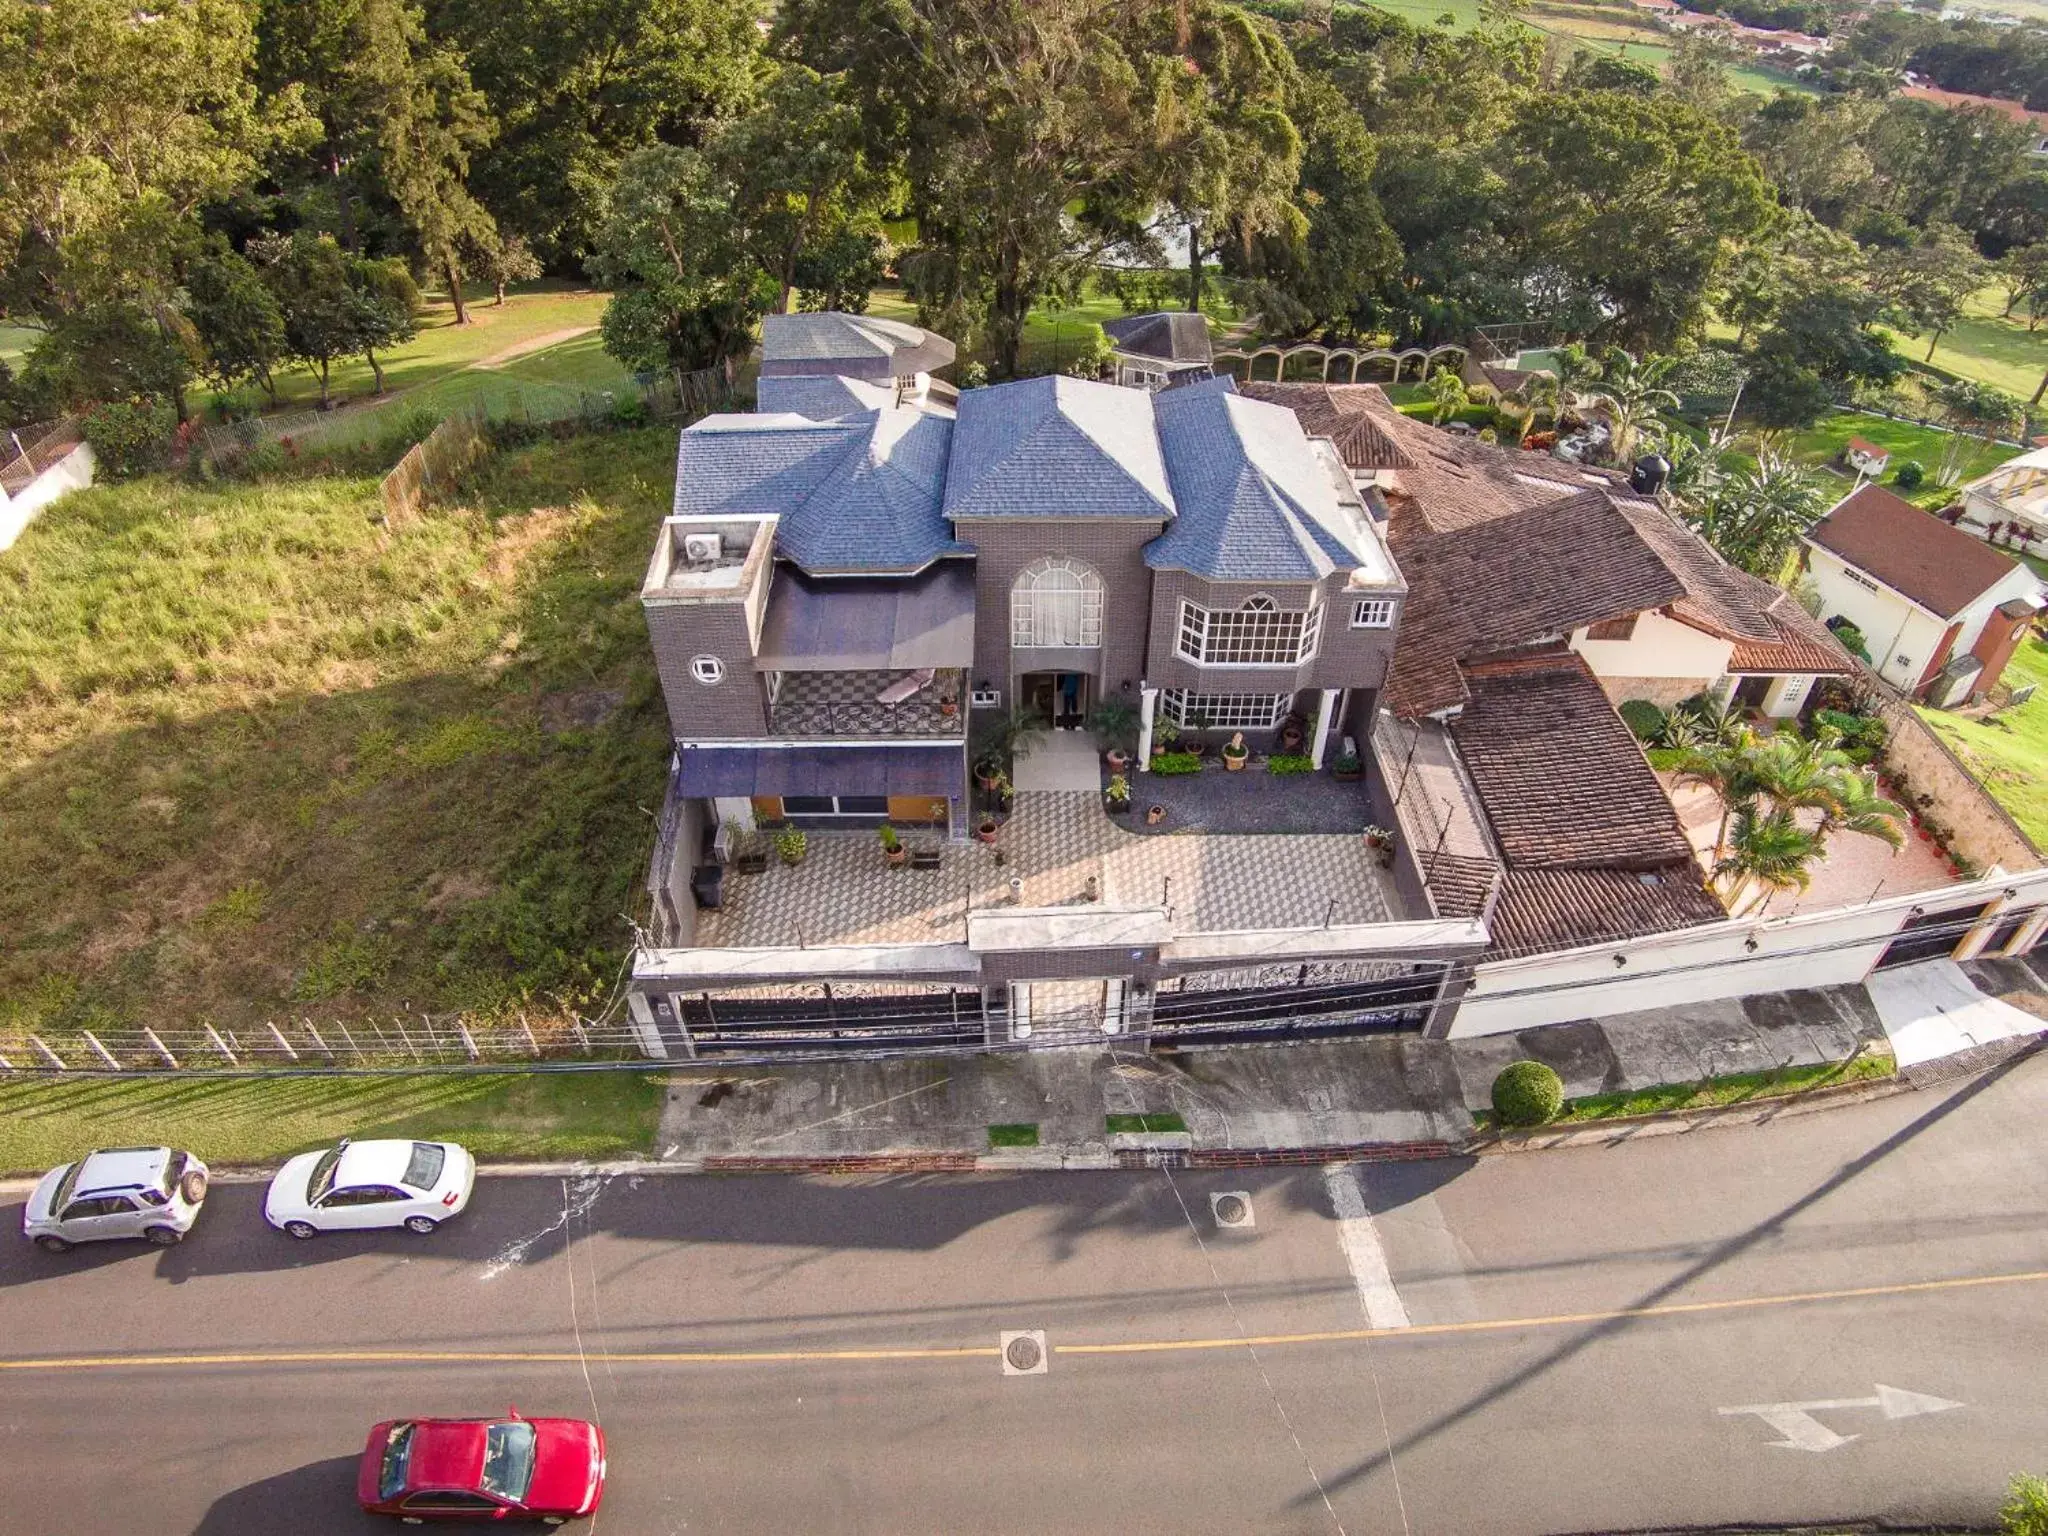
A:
[973, 709, 1047, 788]
[775, 825, 807, 866]
[1220, 731, 1249, 772]
[938, 690, 958, 719]
[1363, 824, 1391, 850]
[1331, 749, 1362, 783]
[1185, 711, 1213, 757]
[1103, 773, 1132, 814]
[879, 824, 907, 868]
[1151, 719, 1180, 760]
[1088, 698, 1139, 773]
[1146, 804, 1167, 826]
[975, 815, 1001, 845]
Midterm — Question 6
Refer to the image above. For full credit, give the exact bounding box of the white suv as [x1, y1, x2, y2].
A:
[23, 1147, 211, 1253]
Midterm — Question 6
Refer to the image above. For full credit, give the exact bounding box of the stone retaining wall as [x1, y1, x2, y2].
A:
[1875, 692, 2042, 873]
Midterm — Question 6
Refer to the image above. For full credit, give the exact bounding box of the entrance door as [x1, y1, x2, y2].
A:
[1022, 672, 1090, 730]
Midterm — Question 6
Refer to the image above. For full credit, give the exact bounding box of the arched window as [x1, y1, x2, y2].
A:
[1011, 557, 1103, 648]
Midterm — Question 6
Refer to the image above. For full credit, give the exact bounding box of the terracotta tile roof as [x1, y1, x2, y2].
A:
[1808, 483, 2023, 620]
[1382, 489, 1687, 716]
[1846, 437, 1888, 458]
[1237, 382, 1413, 470]
[1727, 572, 1858, 674]
[1449, 658, 1697, 870]
[1901, 84, 2046, 130]
[1489, 867, 1726, 955]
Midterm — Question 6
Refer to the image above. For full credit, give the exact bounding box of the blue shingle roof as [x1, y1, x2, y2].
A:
[942, 375, 1175, 521]
[755, 374, 898, 421]
[1146, 389, 1374, 582]
[672, 408, 962, 575]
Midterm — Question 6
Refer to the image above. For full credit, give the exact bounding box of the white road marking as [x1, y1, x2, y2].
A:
[1324, 1164, 1411, 1330]
[1718, 1383, 1964, 1452]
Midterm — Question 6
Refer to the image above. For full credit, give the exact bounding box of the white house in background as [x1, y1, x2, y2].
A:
[1844, 436, 1891, 478]
[1804, 484, 2045, 705]
[1958, 446, 2048, 550]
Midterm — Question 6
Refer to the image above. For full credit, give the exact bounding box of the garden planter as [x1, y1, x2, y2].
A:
[975, 818, 1000, 845]
[1332, 765, 1361, 783]
[735, 852, 769, 875]
[976, 766, 1004, 792]
[1222, 753, 1247, 772]
[1105, 796, 1132, 815]
[1105, 750, 1129, 773]
[883, 846, 908, 869]
[1146, 805, 1166, 826]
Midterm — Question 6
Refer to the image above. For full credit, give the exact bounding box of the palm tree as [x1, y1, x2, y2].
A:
[1686, 445, 1826, 578]
[1812, 761, 1907, 851]
[1715, 806, 1821, 895]
[1588, 348, 1681, 461]
[1544, 343, 1604, 414]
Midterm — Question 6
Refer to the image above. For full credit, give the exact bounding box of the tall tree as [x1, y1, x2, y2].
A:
[425, 0, 762, 265]
[781, 0, 1186, 376]
[588, 144, 769, 375]
[1868, 223, 1986, 362]
[186, 245, 290, 403]
[262, 233, 364, 407]
[361, 0, 497, 325]
[1498, 91, 1773, 349]
[1587, 347, 1679, 461]
[715, 65, 899, 318]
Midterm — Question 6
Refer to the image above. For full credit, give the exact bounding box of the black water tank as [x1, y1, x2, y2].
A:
[1630, 453, 1671, 497]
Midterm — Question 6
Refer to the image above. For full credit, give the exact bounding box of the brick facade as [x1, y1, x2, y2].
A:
[954, 516, 1167, 708]
[645, 599, 770, 739]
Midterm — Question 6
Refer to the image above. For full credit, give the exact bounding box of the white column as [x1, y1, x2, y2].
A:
[1311, 688, 1341, 769]
[1761, 675, 1812, 720]
[1137, 685, 1158, 772]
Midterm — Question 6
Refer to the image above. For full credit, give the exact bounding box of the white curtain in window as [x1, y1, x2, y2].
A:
[1012, 558, 1103, 648]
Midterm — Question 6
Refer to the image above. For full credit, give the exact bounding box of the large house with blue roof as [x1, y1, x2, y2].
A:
[639, 312, 1407, 857]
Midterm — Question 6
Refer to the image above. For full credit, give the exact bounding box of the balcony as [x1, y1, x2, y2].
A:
[769, 668, 967, 739]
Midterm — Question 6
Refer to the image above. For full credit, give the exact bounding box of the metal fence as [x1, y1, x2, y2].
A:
[1, 417, 83, 495]
[0, 1011, 655, 1076]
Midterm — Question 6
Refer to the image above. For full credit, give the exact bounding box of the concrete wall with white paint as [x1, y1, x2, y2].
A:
[1570, 610, 1733, 687]
[1448, 868, 2048, 1037]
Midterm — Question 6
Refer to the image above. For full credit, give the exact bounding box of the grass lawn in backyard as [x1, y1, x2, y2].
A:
[199, 281, 624, 421]
[1918, 637, 2048, 850]
[0, 425, 678, 1051]
[0, 322, 34, 368]
[0, 1070, 668, 1174]
[1790, 411, 2021, 508]
[1895, 284, 2048, 404]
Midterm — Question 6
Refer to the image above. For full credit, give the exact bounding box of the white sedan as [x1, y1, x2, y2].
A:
[265, 1138, 475, 1239]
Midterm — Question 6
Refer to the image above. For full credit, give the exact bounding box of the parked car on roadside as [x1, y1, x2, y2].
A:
[357, 1413, 606, 1524]
[23, 1146, 210, 1253]
[264, 1138, 474, 1240]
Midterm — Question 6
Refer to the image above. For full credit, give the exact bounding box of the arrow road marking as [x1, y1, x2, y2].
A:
[1719, 1384, 1964, 1452]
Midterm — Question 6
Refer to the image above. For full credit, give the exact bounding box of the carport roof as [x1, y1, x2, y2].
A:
[756, 562, 975, 670]
[677, 745, 965, 799]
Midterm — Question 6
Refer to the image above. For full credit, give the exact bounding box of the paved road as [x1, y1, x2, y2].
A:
[3, 1054, 2046, 1534]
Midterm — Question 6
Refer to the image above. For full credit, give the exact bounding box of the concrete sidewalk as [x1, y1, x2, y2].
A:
[650, 954, 2048, 1163]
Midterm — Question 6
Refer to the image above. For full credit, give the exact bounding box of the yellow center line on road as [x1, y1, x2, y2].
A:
[4, 1267, 2044, 1374]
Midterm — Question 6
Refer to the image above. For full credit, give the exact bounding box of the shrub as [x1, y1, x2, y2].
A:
[1150, 751, 1203, 774]
[611, 391, 649, 428]
[81, 398, 178, 480]
[1892, 459, 1925, 491]
[958, 361, 989, 389]
[1267, 753, 1315, 774]
[2004, 1474, 2048, 1536]
[1825, 615, 1874, 664]
[1812, 708, 1887, 764]
[1491, 1061, 1565, 1128]
[775, 825, 807, 864]
[1619, 699, 1667, 742]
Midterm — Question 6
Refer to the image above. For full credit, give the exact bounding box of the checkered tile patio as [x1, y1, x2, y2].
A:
[696, 791, 1401, 949]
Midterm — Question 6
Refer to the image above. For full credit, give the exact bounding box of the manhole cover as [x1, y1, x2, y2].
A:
[999, 1329, 1048, 1376]
[1209, 1190, 1255, 1230]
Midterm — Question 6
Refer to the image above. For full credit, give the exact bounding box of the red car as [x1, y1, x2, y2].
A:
[357, 1413, 606, 1523]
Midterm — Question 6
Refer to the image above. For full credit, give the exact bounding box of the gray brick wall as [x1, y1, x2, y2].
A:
[1144, 570, 1397, 696]
[644, 600, 770, 739]
[954, 517, 1166, 705]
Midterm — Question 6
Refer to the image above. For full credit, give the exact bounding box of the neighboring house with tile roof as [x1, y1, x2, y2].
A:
[1958, 445, 2048, 549]
[1101, 311, 1214, 391]
[1804, 484, 2044, 705]
[642, 316, 1407, 872]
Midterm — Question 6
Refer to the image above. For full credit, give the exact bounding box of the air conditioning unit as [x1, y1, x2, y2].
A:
[681, 532, 722, 565]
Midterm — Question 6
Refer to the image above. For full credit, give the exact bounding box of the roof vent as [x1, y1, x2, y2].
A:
[681, 532, 723, 567]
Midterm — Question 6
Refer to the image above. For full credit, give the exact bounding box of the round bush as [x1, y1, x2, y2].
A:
[1491, 1061, 1564, 1128]
[1618, 698, 1667, 743]
[1892, 460, 1925, 491]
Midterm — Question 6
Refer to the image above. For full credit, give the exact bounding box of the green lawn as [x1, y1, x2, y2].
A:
[1790, 411, 2021, 508]
[0, 322, 34, 368]
[1918, 637, 2048, 850]
[0, 1070, 667, 1174]
[0, 427, 677, 1048]
[1896, 284, 2048, 405]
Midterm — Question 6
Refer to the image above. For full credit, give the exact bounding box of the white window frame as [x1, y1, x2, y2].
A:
[1011, 556, 1104, 649]
[1175, 594, 1323, 667]
[970, 685, 1001, 709]
[1350, 598, 1395, 630]
[690, 655, 725, 685]
[1159, 689, 1293, 730]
